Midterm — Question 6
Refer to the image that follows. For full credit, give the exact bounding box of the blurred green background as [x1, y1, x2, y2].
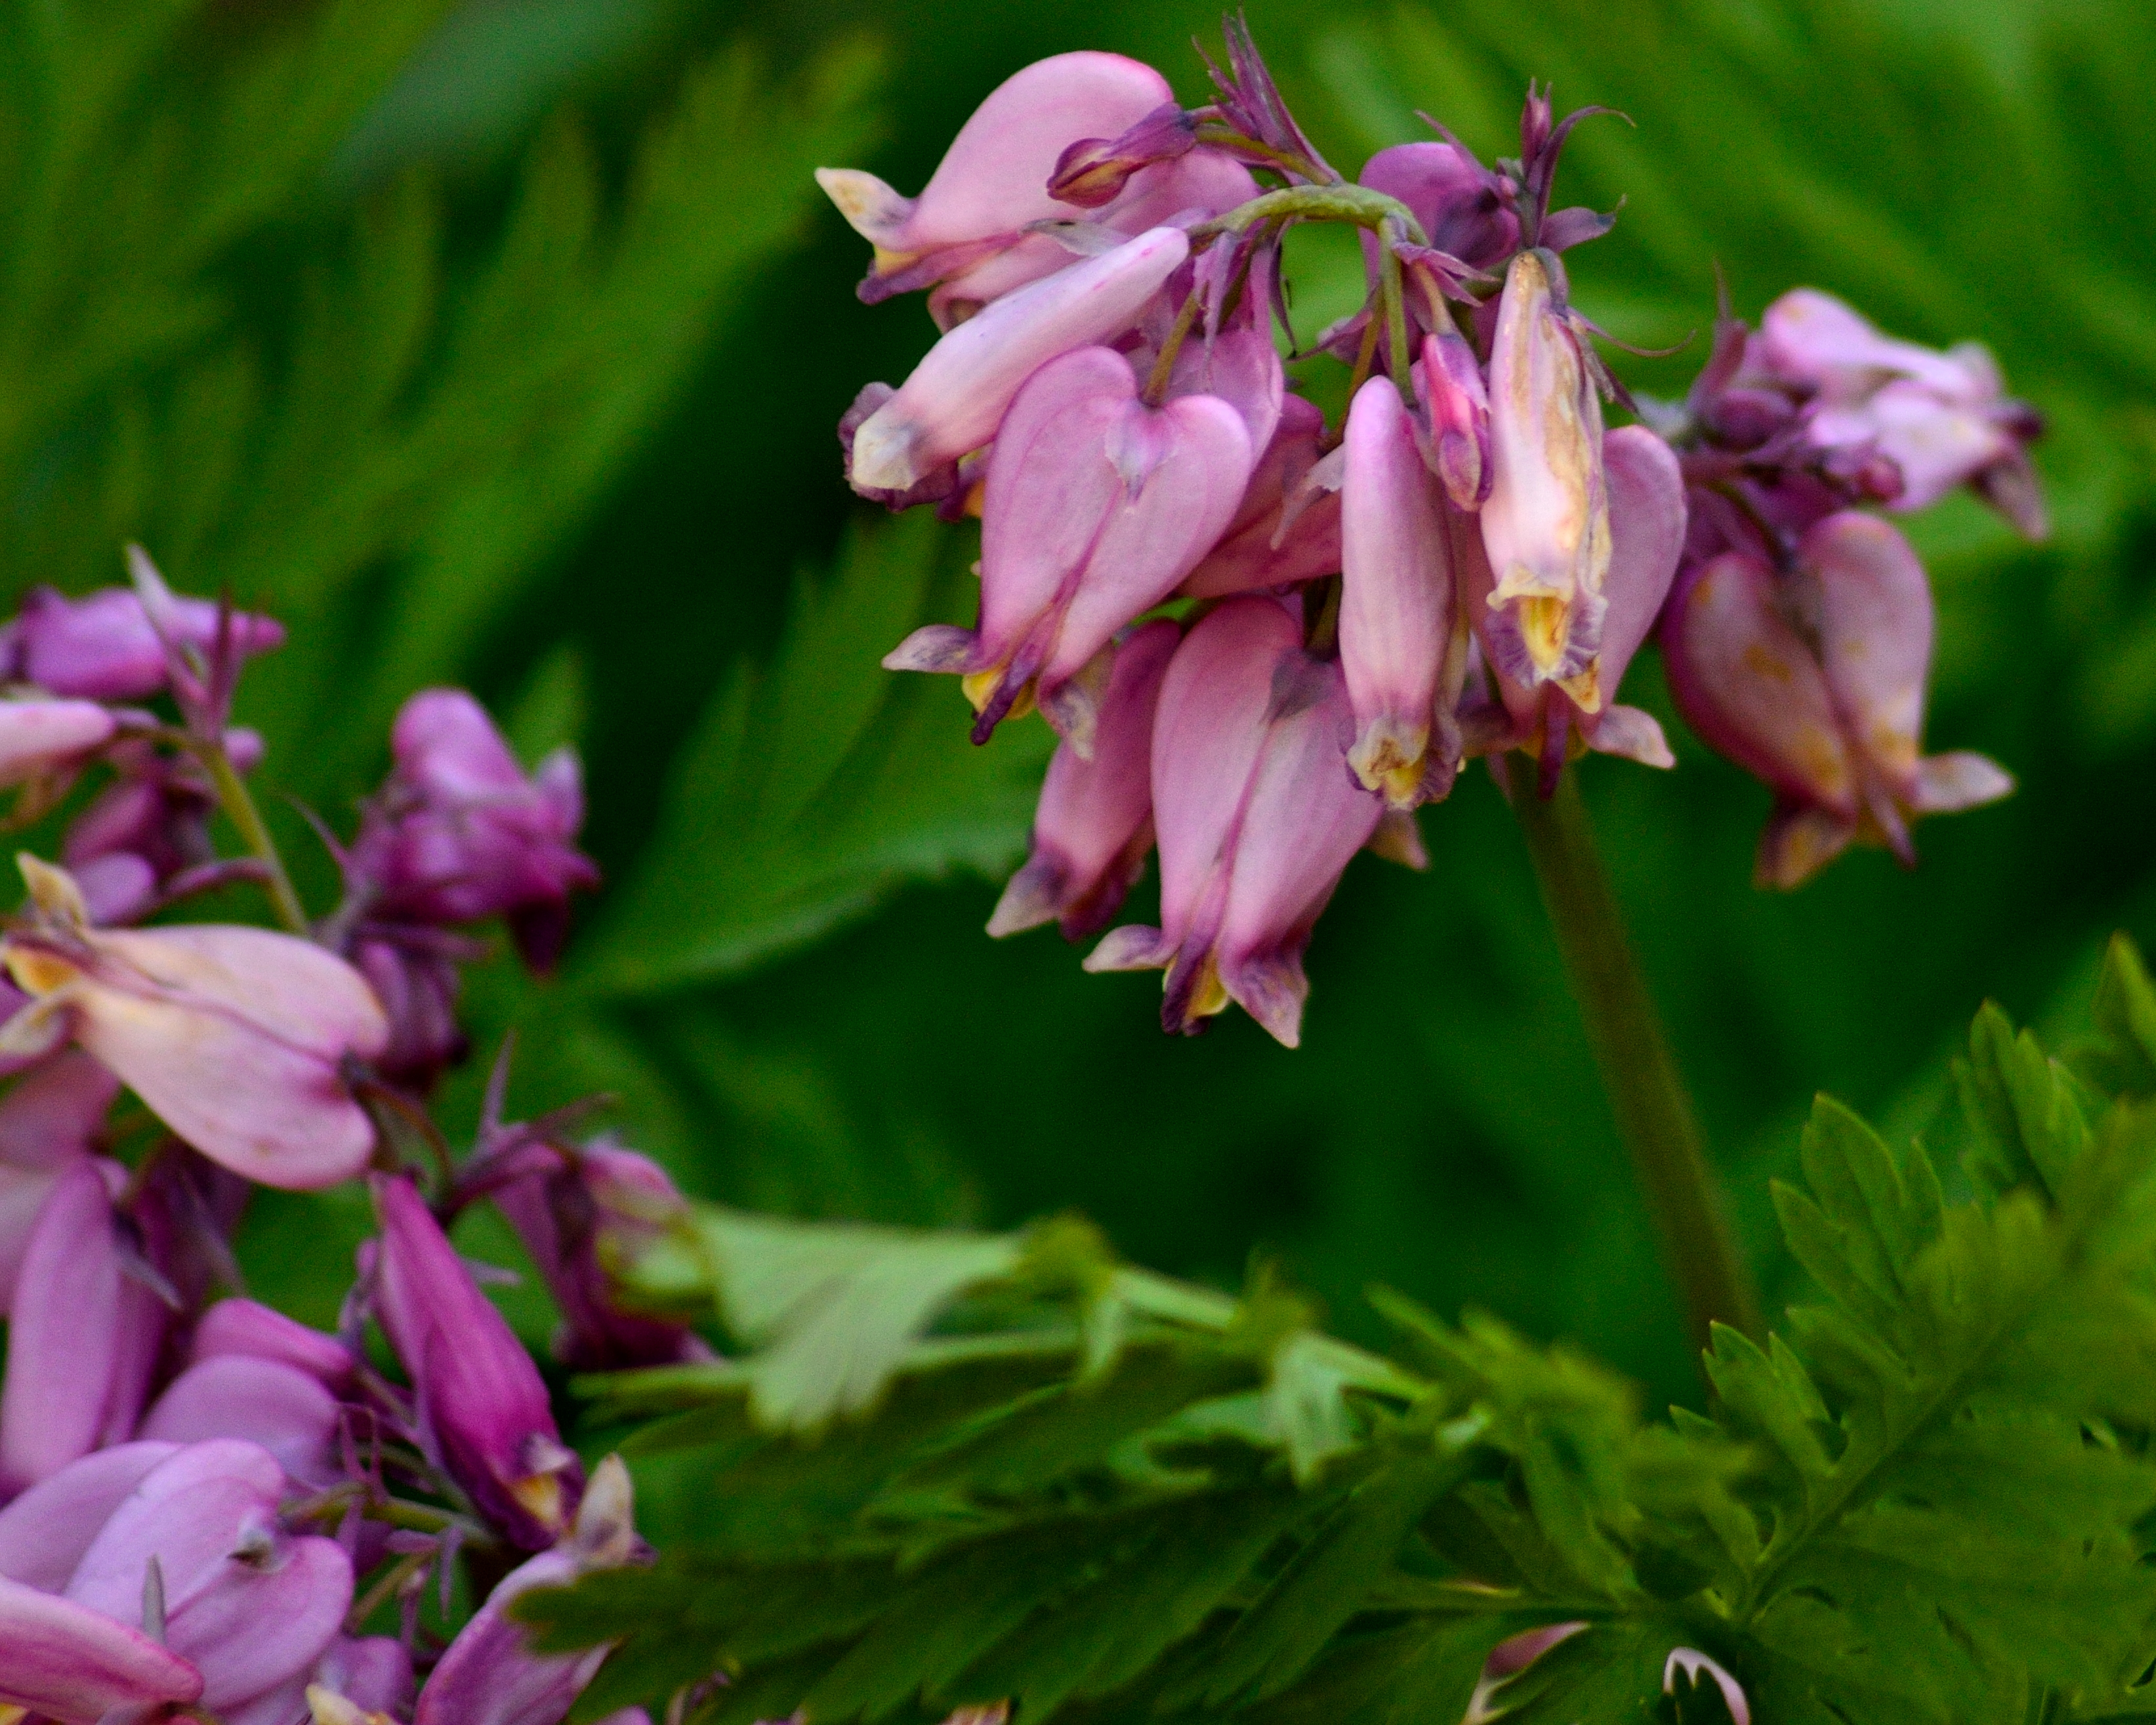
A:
[6, 0, 2154, 1411]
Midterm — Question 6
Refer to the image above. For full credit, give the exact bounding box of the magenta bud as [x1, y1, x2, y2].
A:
[1413, 331, 1493, 509]
[884, 341, 1253, 743]
[0, 1159, 166, 1495]
[1180, 396, 1344, 598]
[1048, 101, 1198, 207]
[1357, 141, 1519, 268]
[0, 696, 115, 789]
[0, 858, 392, 1189]
[1086, 598, 1382, 1047]
[1340, 376, 1457, 808]
[492, 1142, 708, 1372]
[370, 1174, 581, 1549]
[0, 1049, 119, 1315]
[192, 1298, 360, 1391]
[846, 227, 1190, 496]
[0, 1570, 205, 1720]
[4, 583, 283, 703]
[990, 619, 1179, 940]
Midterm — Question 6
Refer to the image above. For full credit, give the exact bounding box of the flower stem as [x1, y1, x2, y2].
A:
[1503, 757, 1762, 1358]
[200, 740, 310, 936]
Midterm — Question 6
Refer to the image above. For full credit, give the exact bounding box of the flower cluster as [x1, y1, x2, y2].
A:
[825, 26, 2044, 1045]
[0, 560, 694, 1724]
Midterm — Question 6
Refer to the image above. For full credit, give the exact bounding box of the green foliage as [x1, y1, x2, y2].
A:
[522, 950, 2156, 1724]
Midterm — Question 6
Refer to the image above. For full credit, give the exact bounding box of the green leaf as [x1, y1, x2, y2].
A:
[2076, 934, 2156, 1100]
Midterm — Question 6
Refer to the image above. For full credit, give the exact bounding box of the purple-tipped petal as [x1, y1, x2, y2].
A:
[846, 228, 1190, 495]
[0, 1571, 204, 1720]
[0, 1442, 180, 1590]
[1340, 376, 1455, 808]
[991, 621, 1178, 940]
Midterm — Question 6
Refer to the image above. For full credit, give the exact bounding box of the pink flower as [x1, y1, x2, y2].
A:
[0, 857, 390, 1189]
[1415, 330, 1494, 509]
[190, 1297, 360, 1390]
[882, 341, 1254, 743]
[0, 697, 115, 789]
[989, 619, 1179, 940]
[1086, 598, 1382, 1046]
[0, 1050, 118, 1314]
[1357, 141, 1519, 271]
[1178, 396, 1344, 598]
[1661, 511, 2012, 886]
[1339, 375, 1460, 808]
[843, 226, 1190, 497]
[0, 1570, 203, 1720]
[3, 583, 283, 703]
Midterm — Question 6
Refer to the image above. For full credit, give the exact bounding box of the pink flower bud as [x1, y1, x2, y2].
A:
[492, 1141, 708, 1371]
[989, 619, 1178, 939]
[1413, 331, 1493, 509]
[1086, 598, 1382, 1046]
[1340, 375, 1458, 808]
[845, 226, 1190, 495]
[3, 583, 283, 703]
[65, 1438, 353, 1716]
[0, 696, 115, 788]
[0, 858, 390, 1189]
[1178, 396, 1343, 599]
[1358, 142, 1519, 268]
[0, 1159, 167, 1494]
[0, 1049, 118, 1314]
[1048, 101, 1197, 207]
[1480, 249, 1610, 707]
[1661, 512, 2011, 886]
[818, 54, 1174, 297]
[0, 1569, 204, 1719]
[369, 1174, 581, 1550]
[883, 341, 1253, 743]
[191, 1297, 360, 1391]
[413, 1455, 643, 1725]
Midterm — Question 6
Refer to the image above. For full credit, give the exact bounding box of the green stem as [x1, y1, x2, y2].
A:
[200, 739, 310, 936]
[1504, 757, 1762, 1358]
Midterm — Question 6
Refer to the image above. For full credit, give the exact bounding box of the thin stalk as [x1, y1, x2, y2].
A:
[1503, 757, 1761, 1357]
[199, 739, 310, 936]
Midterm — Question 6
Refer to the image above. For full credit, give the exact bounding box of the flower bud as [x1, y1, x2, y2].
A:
[1048, 102, 1197, 207]
[1180, 396, 1343, 597]
[3, 583, 283, 703]
[0, 857, 391, 1189]
[1086, 598, 1382, 1046]
[1661, 512, 2011, 886]
[0, 1570, 204, 1719]
[191, 1297, 360, 1390]
[846, 226, 1189, 496]
[1357, 141, 1519, 269]
[819, 53, 1174, 298]
[0, 696, 115, 790]
[1413, 331, 1493, 509]
[1480, 249, 1610, 707]
[302, 1636, 415, 1725]
[0, 1049, 118, 1314]
[369, 1174, 581, 1549]
[990, 619, 1178, 939]
[413, 1455, 643, 1725]
[0, 1159, 167, 1494]
[1340, 375, 1459, 808]
[883, 341, 1253, 743]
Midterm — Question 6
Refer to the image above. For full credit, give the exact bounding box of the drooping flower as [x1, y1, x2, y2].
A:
[1087, 598, 1382, 1046]
[367, 1173, 583, 1550]
[882, 341, 1254, 743]
[0, 1570, 204, 1720]
[1356, 141, 1519, 273]
[0, 1050, 118, 1314]
[0, 697, 115, 793]
[0, 857, 390, 1188]
[1338, 374, 1460, 808]
[1479, 248, 1611, 707]
[989, 619, 1179, 940]
[1178, 396, 1343, 599]
[1757, 288, 2046, 537]
[843, 226, 1190, 499]
[1661, 510, 2012, 886]
[411, 1455, 644, 1725]
[491, 1140, 709, 1371]
[2, 583, 283, 704]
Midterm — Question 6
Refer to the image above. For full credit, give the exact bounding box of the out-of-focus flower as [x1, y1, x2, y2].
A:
[298, 1636, 416, 1725]
[344, 690, 598, 972]
[0, 697, 115, 793]
[0, 1050, 118, 1314]
[843, 226, 1190, 498]
[1480, 249, 1611, 710]
[2, 583, 283, 703]
[1178, 396, 1343, 598]
[64, 1438, 353, 1718]
[0, 1160, 167, 1495]
[989, 620, 1179, 940]
[1087, 598, 1382, 1046]
[367, 1174, 582, 1550]
[882, 341, 1253, 744]
[0, 1569, 204, 1720]
[190, 1297, 360, 1392]
[138, 1354, 344, 1488]
[492, 1140, 709, 1372]
[1661, 510, 2012, 886]
[1339, 375, 1459, 808]
[58, 732, 265, 926]
[0, 856, 389, 1188]
[1757, 289, 2046, 537]
[411, 1455, 644, 1725]
[351, 928, 476, 1093]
